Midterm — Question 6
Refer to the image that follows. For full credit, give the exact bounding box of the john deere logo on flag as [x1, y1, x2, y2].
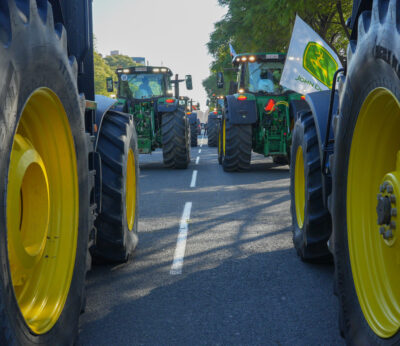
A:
[303, 42, 338, 88]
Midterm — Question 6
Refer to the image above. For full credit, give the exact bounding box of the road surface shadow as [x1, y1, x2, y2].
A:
[79, 249, 343, 346]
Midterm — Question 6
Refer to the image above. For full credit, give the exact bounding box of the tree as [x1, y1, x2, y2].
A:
[94, 50, 116, 97]
[104, 55, 136, 71]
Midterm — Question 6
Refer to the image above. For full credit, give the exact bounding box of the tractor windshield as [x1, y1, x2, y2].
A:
[246, 62, 289, 95]
[119, 73, 166, 99]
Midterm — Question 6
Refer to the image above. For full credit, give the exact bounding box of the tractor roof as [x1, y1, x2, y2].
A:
[232, 52, 286, 66]
[116, 66, 173, 76]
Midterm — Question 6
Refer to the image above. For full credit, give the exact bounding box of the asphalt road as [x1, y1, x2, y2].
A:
[78, 134, 344, 346]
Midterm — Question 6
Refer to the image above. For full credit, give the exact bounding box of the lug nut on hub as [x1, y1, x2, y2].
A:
[377, 181, 397, 241]
[384, 230, 393, 240]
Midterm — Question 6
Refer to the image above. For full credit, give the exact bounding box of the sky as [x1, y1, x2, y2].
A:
[93, 0, 227, 109]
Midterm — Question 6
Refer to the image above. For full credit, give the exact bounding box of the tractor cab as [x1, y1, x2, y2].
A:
[232, 53, 290, 95]
[116, 66, 173, 100]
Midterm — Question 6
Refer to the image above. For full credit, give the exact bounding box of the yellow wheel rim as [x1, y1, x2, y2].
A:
[223, 119, 226, 155]
[7, 88, 79, 334]
[294, 146, 305, 228]
[347, 88, 400, 338]
[126, 148, 136, 231]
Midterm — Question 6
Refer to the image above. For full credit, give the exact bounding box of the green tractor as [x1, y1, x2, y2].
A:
[107, 66, 193, 169]
[207, 96, 223, 147]
[217, 53, 304, 171]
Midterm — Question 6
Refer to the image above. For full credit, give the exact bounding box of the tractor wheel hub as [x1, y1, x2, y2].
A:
[376, 195, 391, 225]
[376, 153, 400, 245]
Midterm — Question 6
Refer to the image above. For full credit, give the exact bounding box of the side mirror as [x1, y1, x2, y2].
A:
[185, 75, 193, 90]
[197, 102, 200, 109]
[217, 72, 224, 89]
[106, 77, 114, 92]
[206, 99, 210, 106]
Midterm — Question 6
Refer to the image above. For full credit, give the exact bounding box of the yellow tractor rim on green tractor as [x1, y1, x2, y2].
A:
[7, 88, 79, 335]
[126, 148, 136, 231]
[294, 146, 305, 228]
[347, 87, 400, 338]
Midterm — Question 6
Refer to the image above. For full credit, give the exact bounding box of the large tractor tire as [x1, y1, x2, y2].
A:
[162, 109, 190, 169]
[207, 114, 219, 147]
[289, 113, 331, 262]
[332, 1, 400, 343]
[92, 110, 139, 263]
[0, 1, 91, 344]
[190, 122, 198, 147]
[219, 117, 252, 172]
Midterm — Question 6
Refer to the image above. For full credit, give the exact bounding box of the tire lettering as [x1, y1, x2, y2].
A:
[375, 45, 400, 79]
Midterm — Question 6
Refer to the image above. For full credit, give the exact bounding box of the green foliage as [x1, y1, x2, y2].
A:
[94, 50, 115, 97]
[94, 51, 137, 97]
[104, 55, 136, 70]
[204, 0, 352, 98]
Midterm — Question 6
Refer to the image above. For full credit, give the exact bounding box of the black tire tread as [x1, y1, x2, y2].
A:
[290, 112, 332, 262]
[93, 110, 139, 263]
[162, 109, 190, 169]
[222, 119, 252, 172]
[207, 114, 219, 147]
[190, 122, 198, 147]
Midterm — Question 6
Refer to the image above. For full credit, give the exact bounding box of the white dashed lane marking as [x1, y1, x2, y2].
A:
[170, 202, 192, 275]
[190, 170, 198, 188]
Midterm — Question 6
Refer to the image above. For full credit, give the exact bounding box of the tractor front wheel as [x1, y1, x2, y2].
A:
[289, 113, 331, 262]
[92, 110, 139, 263]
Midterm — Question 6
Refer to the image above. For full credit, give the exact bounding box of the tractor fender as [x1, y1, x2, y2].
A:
[94, 95, 118, 149]
[225, 95, 257, 125]
[305, 90, 338, 163]
[289, 99, 310, 121]
[305, 90, 338, 208]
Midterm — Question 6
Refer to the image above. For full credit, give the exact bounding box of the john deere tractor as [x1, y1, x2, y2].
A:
[207, 96, 224, 147]
[108, 66, 192, 169]
[217, 53, 303, 171]
[289, 0, 400, 343]
[0, 0, 139, 344]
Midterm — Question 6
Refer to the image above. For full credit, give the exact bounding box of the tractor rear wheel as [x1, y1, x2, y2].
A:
[162, 109, 190, 169]
[207, 114, 219, 147]
[220, 117, 252, 172]
[190, 122, 198, 147]
[333, 2, 400, 343]
[0, 2, 90, 344]
[92, 110, 139, 263]
[289, 113, 331, 262]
